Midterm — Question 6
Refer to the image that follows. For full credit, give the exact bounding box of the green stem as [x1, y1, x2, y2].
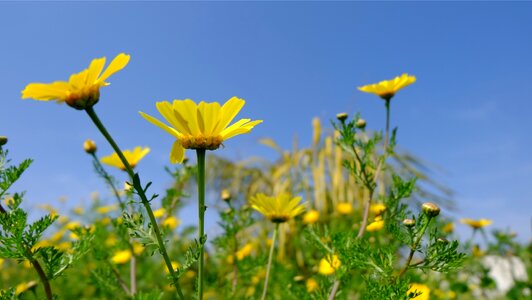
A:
[261, 223, 279, 300]
[384, 99, 390, 151]
[85, 107, 184, 300]
[29, 259, 53, 300]
[196, 149, 206, 300]
[398, 216, 433, 277]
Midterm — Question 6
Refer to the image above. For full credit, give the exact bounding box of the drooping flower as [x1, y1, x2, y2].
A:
[139, 97, 262, 163]
[407, 283, 430, 300]
[358, 73, 416, 101]
[461, 218, 492, 229]
[249, 193, 306, 223]
[100, 146, 150, 171]
[318, 255, 341, 275]
[22, 53, 130, 110]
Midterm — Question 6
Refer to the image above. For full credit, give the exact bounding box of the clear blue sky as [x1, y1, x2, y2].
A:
[1, 2, 531, 242]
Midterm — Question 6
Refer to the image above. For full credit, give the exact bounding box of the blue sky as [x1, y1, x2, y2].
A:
[1, 2, 531, 242]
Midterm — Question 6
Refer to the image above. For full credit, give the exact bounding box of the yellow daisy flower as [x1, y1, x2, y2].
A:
[101, 146, 150, 171]
[96, 205, 118, 214]
[358, 73, 416, 101]
[407, 283, 430, 300]
[303, 209, 320, 224]
[139, 97, 262, 163]
[336, 202, 353, 215]
[162, 216, 181, 230]
[111, 249, 132, 264]
[249, 193, 306, 223]
[370, 203, 386, 216]
[15, 281, 37, 295]
[318, 255, 341, 275]
[153, 208, 166, 218]
[460, 218, 492, 229]
[306, 278, 319, 293]
[22, 53, 130, 110]
[235, 243, 254, 260]
[366, 219, 385, 232]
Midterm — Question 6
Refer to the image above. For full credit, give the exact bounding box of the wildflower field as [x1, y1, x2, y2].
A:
[1, 3, 532, 300]
[0, 51, 530, 300]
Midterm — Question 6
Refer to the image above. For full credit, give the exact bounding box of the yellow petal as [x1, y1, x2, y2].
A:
[99, 53, 130, 82]
[156, 101, 190, 134]
[170, 140, 185, 164]
[221, 119, 263, 140]
[214, 97, 245, 133]
[86, 57, 106, 84]
[21, 81, 70, 100]
[139, 111, 182, 139]
[173, 99, 201, 135]
[68, 69, 89, 89]
[197, 101, 221, 136]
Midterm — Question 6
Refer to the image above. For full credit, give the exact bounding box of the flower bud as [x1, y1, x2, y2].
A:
[221, 189, 231, 202]
[403, 218, 416, 228]
[83, 139, 97, 154]
[421, 202, 440, 218]
[355, 119, 366, 129]
[182, 157, 189, 164]
[336, 112, 348, 122]
[0, 136, 7, 146]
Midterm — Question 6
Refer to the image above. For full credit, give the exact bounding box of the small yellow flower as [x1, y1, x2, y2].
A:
[96, 205, 118, 215]
[153, 208, 166, 218]
[132, 242, 144, 255]
[442, 222, 454, 234]
[101, 146, 150, 171]
[318, 255, 341, 275]
[366, 219, 385, 232]
[407, 283, 430, 300]
[0, 258, 4, 267]
[4, 196, 15, 206]
[303, 209, 320, 224]
[162, 216, 181, 230]
[370, 203, 386, 216]
[83, 139, 97, 154]
[65, 221, 81, 230]
[460, 218, 492, 229]
[358, 73, 416, 101]
[22, 53, 130, 110]
[336, 202, 353, 215]
[221, 189, 232, 201]
[249, 193, 306, 223]
[111, 250, 132, 264]
[165, 261, 180, 274]
[235, 243, 253, 260]
[306, 278, 319, 293]
[140, 97, 263, 163]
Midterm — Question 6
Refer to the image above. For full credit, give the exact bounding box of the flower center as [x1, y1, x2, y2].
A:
[180, 135, 223, 150]
[65, 86, 100, 110]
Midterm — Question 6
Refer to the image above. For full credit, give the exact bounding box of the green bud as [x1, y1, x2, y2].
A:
[336, 112, 348, 122]
[403, 218, 416, 227]
[355, 119, 366, 129]
[421, 202, 440, 218]
[0, 136, 7, 146]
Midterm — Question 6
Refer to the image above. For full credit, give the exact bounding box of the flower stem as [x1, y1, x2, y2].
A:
[398, 216, 433, 278]
[261, 223, 279, 300]
[356, 100, 391, 239]
[196, 149, 206, 300]
[85, 107, 184, 300]
[29, 258, 53, 300]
